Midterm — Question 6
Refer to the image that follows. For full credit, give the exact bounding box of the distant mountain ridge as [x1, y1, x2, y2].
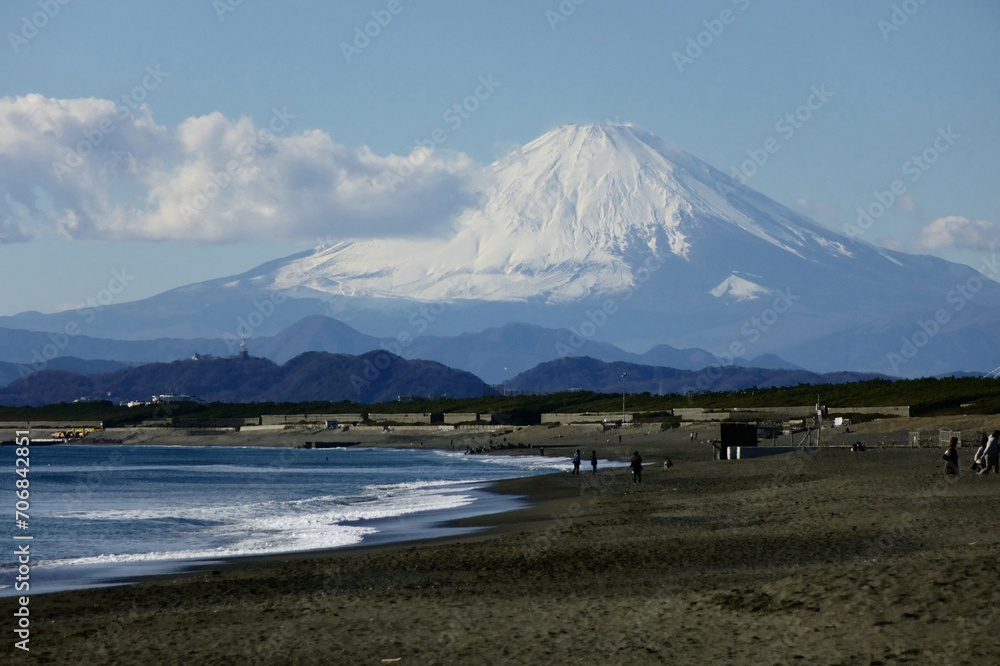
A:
[0, 351, 880, 408]
[0, 352, 488, 406]
[0, 316, 795, 386]
[506, 357, 884, 395]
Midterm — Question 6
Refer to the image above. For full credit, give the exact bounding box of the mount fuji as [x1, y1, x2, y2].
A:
[5, 124, 1000, 379]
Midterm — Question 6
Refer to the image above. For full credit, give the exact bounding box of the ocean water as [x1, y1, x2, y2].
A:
[0, 444, 576, 596]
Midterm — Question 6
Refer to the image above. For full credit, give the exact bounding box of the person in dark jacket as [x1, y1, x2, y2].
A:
[590, 450, 598, 474]
[630, 451, 642, 484]
[943, 437, 959, 475]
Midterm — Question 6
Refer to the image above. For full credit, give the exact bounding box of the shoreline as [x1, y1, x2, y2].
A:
[6, 422, 1000, 663]
[3, 445, 585, 598]
[12, 462, 598, 594]
[15, 477, 549, 599]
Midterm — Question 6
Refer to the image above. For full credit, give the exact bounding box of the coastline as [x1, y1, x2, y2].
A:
[5, 411, 1000, 452]
[5, 422, 1000, 663]
[3, 443, 579, 598]
[28, 483, 541, 601]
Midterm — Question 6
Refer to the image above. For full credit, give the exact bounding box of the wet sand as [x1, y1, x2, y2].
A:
[5, 423, 1000, 664]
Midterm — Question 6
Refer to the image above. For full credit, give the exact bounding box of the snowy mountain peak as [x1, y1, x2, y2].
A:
[519, 123, 702, 175]
[482, 122, 855, 266]
[471, 122, 699, 268]
[271, 123, 862, 304]
[710, 273, 772, 302]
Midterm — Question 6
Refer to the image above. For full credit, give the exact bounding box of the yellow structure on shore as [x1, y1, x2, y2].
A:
[50, 426, 102, 439]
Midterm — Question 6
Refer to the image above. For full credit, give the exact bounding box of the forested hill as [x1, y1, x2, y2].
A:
[505, 357, 885, 395]
[0, 352, 488, 406]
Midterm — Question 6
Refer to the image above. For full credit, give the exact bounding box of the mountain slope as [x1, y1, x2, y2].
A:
[252, 315, 381, 363]
[0, 317, 749, 386]
[398, 321, 730, 384]
[0, 358, 129, 388]
[0, 326, 235, 366]
[506, 357, 884, 395]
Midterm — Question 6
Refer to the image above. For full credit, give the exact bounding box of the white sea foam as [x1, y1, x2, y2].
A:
[363, 478, 487, 493]
[330, 487, 477, 522]
[38, 523, 375, 568]
[433, 450, 629, 472]
[40, 479, 483, 569]
[41, 464, 327, 475]
[59, 479, 480, 523]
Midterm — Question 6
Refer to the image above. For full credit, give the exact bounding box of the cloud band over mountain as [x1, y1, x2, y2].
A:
[913, 216, 1000, 252]
[0, 94, 483, 244]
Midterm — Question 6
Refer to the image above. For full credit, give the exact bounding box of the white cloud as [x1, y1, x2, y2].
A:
[913, 215, 1000, 251]
[794, 197, 840, 222]
[0, 94, 484, 244]
[893, 194, 921, 216]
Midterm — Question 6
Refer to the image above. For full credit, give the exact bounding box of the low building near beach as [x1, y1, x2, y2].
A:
[260, 414, 364, 426]
[367, 412, 443, 425]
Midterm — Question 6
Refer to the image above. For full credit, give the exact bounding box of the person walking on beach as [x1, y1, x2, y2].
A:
[591, 450, 598, 474]
[973, 437, 986, 474]
[943, 437, 959, 475]
[982, 430, 1000, 474]
[572, 449, 581, 475]
[630, 450, 642, 484]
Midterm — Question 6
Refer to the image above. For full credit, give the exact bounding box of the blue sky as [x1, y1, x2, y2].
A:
[1, 0, 997, 316]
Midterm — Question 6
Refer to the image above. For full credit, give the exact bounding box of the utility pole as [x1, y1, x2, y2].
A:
[621, 372, 627, 427]
[815, 393, 822, 447]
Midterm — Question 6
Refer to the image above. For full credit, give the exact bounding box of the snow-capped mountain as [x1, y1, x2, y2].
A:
[271, 123, 862, 303]
[4, 123, 1000, 378]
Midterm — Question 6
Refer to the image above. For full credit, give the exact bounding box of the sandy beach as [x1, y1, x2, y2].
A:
[5, 421, 1000, 664]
